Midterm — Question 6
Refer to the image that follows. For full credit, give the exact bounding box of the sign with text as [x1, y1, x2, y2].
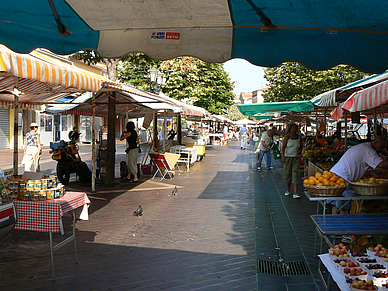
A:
[150, 31, 181, 44]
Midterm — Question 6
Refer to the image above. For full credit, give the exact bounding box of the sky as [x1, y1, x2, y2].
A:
[223, 58, 266, 95]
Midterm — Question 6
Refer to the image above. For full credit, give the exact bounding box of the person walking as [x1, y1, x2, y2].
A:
[22, 122, 42, 172]
[281, 123, 302, 199]
[252, 128, 261, 163]
[120, 121, 140, 183]
[257, 128, 274, 171]
[239, 124, 249, 149]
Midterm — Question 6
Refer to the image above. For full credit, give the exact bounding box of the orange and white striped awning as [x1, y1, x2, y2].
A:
[0, 47, 102, 93]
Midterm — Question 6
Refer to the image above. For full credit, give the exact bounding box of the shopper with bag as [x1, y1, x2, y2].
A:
[120, 121, 140, 183]
[257, 128, 274, 171]
[22, 122, 42, 172]
[281, 123, 302, 199]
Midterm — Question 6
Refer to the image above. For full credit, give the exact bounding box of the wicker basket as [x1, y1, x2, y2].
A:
[348, 179, 388, 196]
[304, 184, 348, 196]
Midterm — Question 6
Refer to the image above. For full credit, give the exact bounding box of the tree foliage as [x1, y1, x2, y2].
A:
[226, 104, 245, 121]
[118, 54, 236, 114]
[263, 63, 370, 102]
[71, 51, 236, 114]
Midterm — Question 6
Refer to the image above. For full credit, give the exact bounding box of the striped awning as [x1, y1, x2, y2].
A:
[0, 45, 119, 108]
[343, 80, 388, 113]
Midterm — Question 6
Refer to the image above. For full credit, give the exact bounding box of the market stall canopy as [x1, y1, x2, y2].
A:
[0, 45, 118, 110]
[342, 80, 388, 114]
[55, 84, 175, 117]
[235, 118, 256, 126]
[158, 93, 208, 117]
[311, 71, 388, 107]
[3, 1, 388, 73]
[255, 115, 273, 120]
[238, 101, 314, 116]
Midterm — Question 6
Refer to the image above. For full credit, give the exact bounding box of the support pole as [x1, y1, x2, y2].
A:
[344, 112, 348, 149]
[177, 114, 182, 145]
[13, 78, 19, 175]
[91, 93, 96, 192]
[163, 111, 166, 152]
[374, 108, 378, 137]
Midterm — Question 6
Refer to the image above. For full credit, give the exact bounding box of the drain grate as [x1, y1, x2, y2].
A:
[257, 260, 310, 276]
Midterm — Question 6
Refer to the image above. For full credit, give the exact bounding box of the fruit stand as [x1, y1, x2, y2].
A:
[312, 215, 388, 291]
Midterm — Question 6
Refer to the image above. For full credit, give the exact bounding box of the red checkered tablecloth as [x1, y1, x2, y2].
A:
[14, 192, 91, 233]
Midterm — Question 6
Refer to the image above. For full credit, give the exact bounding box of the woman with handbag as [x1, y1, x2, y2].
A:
[281, 123, 302, 199]
[120, 121, 140, 183]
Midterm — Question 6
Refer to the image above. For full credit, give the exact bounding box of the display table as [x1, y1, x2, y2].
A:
[304, 190, 388, 215]
[312, 214, 388, 290]
[208, 133, 224, 145]
[170, 145, 198, 172]
[14, 192, 91, 281]
[318, 253, 349, 291]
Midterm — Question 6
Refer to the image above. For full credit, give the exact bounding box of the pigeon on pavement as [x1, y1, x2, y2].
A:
[172, 186, 178, 196]
[134, 204, 143, 217]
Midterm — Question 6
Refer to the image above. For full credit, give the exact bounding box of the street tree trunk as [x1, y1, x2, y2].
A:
[104, 59, 118, 185]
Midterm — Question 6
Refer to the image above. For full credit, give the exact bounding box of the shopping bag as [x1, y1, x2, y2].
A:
[21, 155, 27, 165]
[273, 149, 281, 159]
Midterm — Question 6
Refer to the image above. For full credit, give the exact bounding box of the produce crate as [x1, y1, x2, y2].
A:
[348, 179, 388, 196]
[307, 161, 324, 178]
[304, 184, 347, 196]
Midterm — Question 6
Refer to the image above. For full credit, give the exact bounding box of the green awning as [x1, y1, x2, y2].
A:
[255, 115, 273, 120]
[238, 101, 314, 116]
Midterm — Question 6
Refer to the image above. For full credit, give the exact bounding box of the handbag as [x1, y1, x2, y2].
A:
[21, 155, 27, 165]
[300, 153, 305, 166]
[253, 135, 259, 142]
[125, 147, 130, 154]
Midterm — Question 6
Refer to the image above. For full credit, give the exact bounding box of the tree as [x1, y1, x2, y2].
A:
[118, 55, 236, 114]
[263, 63, 369, 102]
[226, 104, 244, 121]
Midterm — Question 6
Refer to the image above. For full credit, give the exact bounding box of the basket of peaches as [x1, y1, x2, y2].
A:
[303, 171, 347, 196]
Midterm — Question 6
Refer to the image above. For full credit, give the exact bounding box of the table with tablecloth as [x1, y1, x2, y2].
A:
[14, 191, 90, 234]
[13, 191, 91, 281]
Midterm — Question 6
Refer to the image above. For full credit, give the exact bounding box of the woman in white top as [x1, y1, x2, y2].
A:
[23, 122, 42, 172]
[281, 123, 302, 199]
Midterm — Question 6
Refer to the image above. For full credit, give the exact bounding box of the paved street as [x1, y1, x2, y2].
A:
[0, 140, 339, 291]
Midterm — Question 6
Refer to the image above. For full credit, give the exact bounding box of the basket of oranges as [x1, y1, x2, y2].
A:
[303, 171, 348, 196]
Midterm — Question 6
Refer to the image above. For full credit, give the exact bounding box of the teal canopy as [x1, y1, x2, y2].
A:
[255, 115, 273, 120]
[238, 101, 314, 116]
[1, 1, 388, 73]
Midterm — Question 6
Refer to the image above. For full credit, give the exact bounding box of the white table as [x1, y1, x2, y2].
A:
[170, 145, 198, 172]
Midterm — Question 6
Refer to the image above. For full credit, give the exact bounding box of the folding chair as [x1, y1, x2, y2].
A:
[149, 152, 179, 181]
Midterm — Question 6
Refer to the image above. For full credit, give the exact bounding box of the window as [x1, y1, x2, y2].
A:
[61, 115, 68, 131]
[40, 114, 53, 132]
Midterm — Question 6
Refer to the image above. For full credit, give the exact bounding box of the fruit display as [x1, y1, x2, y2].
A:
[304, 171, 346, 187]
[367, 244, 388, 260]
[329, 244, 350, 259]
[363, 171, 388, 180]
[349, 278, 378, 290]
[357, 258, 378, 264]
[372, 272, 388, 288]
[352, 252, 369, 258]
[353, 177, 388, 185]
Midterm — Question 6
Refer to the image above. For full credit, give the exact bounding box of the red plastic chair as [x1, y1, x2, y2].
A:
[149, 153, 175, 181]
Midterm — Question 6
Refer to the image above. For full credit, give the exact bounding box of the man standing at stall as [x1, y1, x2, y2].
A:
[330, 135, 388, 215]
[257, 128, 274, 171]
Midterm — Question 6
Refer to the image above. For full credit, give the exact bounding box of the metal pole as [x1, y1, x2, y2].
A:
[13, 77, 19, 175]
[91, 93, 96, 192]
[374, 108, 378, 136]
[344, 111, 348, 149]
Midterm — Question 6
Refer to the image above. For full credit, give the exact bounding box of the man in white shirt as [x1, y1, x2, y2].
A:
[239, 125, 249, 149]
[330, 136, 388, 214]
[257, 128, 274, 171]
